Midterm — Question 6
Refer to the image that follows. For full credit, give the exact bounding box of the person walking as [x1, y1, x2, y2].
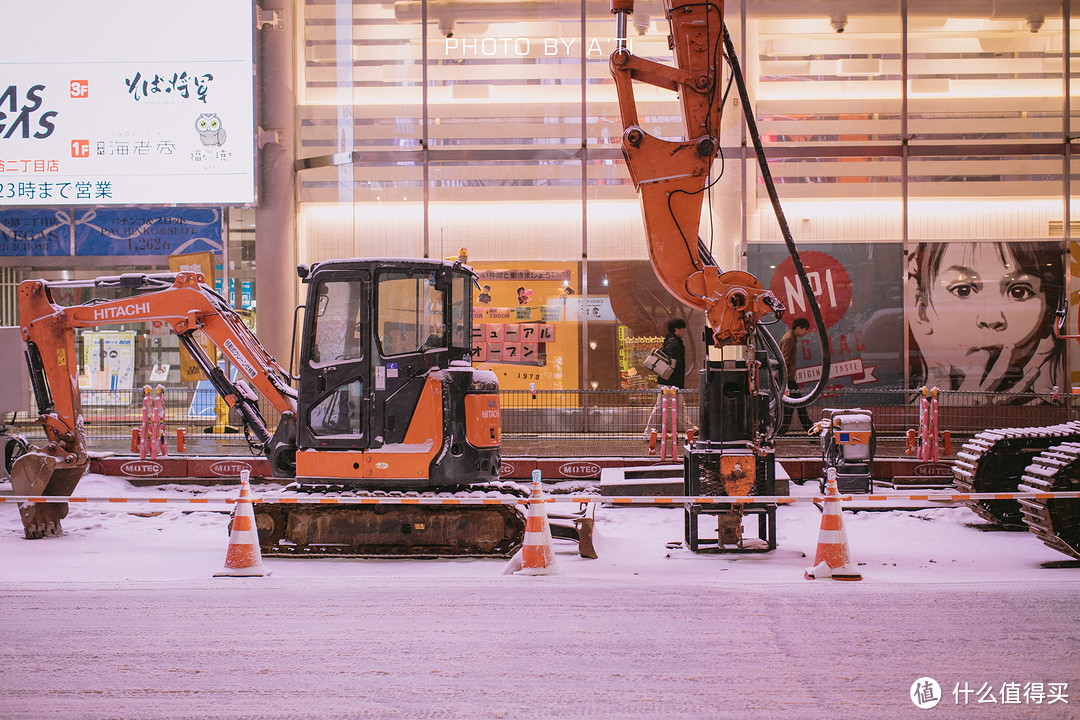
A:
[779, 317, 813, 434]
[644, 317, 691, 439]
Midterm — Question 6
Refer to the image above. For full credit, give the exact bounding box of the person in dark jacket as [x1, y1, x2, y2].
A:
[779, 316, 813, 434]
[644, 317, 692, 439]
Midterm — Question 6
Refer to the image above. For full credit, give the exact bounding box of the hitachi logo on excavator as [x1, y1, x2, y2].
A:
[92, 302, 150, 321]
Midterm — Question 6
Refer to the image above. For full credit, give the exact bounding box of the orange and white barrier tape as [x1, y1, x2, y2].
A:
[2, 491, 1078, 506]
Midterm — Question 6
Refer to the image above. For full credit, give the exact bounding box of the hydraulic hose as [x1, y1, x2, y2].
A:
[722, 23, 830, 408]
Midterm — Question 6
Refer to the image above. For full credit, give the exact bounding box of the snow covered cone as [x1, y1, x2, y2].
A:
[215, 470, 270, 577]
[503, 472, 561, 576]
[804, 470, 861, 581]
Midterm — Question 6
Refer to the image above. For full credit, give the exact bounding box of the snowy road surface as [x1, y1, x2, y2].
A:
[1, 579, 1077, 720]
[1, 473, 1078, 719]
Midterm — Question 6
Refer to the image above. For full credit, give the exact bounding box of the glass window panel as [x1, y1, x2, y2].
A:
[377, 270, 446, 355]
[751, 4, 903, 198]
[310, 380, 363, 436]
[310, 280, 366, 364]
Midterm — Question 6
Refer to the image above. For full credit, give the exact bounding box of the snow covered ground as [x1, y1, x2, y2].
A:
[1, 472, 1078, 719]
[1, 471, 1074, 584]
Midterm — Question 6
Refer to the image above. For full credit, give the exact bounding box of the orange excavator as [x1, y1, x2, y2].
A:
[609, 0, 830, 549]
[11, 258, 560, 557]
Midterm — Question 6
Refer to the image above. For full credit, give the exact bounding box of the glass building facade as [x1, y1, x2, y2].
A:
[2, 0, 1077, 401]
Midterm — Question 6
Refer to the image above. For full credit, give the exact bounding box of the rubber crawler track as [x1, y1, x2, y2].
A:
[1018, 442, 1080, 560]
[952, 421, 1080, 529]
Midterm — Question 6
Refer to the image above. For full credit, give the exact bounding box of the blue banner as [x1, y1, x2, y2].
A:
[0, 209, 72, 256]
[73, 207, 222, 255]
[0, 207, 222, 256]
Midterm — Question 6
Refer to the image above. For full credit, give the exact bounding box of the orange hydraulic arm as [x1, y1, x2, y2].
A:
[609, 0, 776, 346]
[18, 272, 298, 464]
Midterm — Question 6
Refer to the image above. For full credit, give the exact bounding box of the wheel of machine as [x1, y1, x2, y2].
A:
[252, 504, 288, 549]
[1018, 441, 1080, 560]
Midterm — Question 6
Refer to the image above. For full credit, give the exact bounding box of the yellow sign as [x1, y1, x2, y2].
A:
[470, 261, 579, 396]
[168, 251, 218, 382]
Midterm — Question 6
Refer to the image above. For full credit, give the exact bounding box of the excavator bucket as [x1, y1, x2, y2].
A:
[9, 447, 88, 539]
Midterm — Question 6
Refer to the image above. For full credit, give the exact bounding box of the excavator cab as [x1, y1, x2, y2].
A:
[290, 258, 502, 490]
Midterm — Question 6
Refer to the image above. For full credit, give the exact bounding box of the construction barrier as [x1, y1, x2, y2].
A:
[214, 469, 270, 578]
[804, 470, 861, 581]
[4, 491, 1078, 506]
[503, 470, 561, 575]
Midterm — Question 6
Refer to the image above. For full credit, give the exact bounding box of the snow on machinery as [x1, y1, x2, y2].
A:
[13, 258, 592, 557]
[609, 0, 831, 550]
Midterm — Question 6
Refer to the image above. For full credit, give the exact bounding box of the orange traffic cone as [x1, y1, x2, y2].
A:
[214, 470, 270, 577]
[503, 471, 561, 576]
[804, 470, 861, 581]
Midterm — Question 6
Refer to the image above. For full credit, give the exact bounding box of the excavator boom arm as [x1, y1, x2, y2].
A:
[609, 0, 777, 345]
[18, 272, 298, 461]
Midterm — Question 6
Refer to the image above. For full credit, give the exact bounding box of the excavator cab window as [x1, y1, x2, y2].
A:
[311, 280, 366, 365]
[376, 271, 447, 357]
[309, 379, 362, 436]
[450, 273, 468, 349]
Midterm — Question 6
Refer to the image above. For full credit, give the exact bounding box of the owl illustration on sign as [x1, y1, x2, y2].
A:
[195, 113, 227, 146]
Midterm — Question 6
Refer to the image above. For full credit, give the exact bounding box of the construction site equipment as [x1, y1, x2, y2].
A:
[815, 408, 875, 494]
[953, 422, 1080, 529]
[13, 258, 588, 558]
[804, 471, 862, 581]
[215, 470, 270, 577]
[0, 326, 30, 483]
[609, 0, 830, 553]
[947, 302, 1080, 558]
[503, 472, 562, 576]
[1018, 441, 1080, 559]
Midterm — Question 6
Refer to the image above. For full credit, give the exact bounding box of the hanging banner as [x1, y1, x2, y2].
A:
[0, 207, 222, 256]
[75, 207, 222, 255]
[0, 208, 71, 255]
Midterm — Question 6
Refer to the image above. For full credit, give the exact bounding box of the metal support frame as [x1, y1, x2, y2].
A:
[684, 502, 777, 553]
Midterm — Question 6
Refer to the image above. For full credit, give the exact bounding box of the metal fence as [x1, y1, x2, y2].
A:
[8, 386, 1073, 442]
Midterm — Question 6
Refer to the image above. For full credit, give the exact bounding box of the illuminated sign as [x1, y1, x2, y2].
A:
[0, 1, 254, 206]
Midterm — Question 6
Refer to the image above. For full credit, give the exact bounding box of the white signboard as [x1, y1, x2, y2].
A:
[0, 1, 255, 206]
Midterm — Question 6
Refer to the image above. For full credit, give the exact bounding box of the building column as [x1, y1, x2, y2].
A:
[255, 0, 298, 370]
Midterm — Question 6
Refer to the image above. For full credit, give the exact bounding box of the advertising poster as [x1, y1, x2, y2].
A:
[0, 1, 254, 206]
[748, 243, 906, 394]
[470, 261, 579, 395]
[905, 240, 1065, 401]
[79, 330, 136, 406]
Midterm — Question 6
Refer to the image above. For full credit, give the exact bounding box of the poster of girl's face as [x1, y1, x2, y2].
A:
[906, 241, 1064, 400]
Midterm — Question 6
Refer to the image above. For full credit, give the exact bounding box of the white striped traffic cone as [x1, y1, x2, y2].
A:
[503, 471, 561, 576]
[804, 470, 861, 581]
[214, 470, 270, 577]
